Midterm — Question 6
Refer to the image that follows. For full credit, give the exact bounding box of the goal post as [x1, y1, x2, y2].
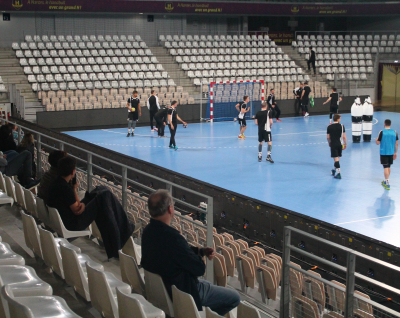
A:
[206, 80, 265, 122]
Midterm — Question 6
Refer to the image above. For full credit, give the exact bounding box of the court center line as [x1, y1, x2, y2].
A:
[334, 214, 398, 225]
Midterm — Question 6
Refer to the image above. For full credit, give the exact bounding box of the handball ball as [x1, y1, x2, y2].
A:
[233, 118, 237, 122]
[132, 108, 135, 112]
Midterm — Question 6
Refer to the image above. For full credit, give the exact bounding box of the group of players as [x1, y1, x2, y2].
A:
[126, 90, 187, 150]
[126, 86, 398, 189]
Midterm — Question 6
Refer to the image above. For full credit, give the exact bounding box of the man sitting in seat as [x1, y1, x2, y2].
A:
[47, 156, 134, 259]
[38, 150, 67, 204]
[141, 189, 241, 316]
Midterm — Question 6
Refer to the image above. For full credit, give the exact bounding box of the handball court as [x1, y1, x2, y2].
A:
[65, 111, 400, 248]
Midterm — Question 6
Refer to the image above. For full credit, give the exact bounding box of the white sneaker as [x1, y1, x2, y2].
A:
[305, 112, 310, 117]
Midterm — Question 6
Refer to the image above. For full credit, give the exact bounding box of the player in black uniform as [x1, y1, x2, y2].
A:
[126, 91, 141, 137]
[255, 102, 274, 163]
[154, 106, 170, 137]
[168, 101, 187, 150]
[307, 47, 316, 75]
[327, 114, 347, 179]
[300, 81, 311, 117]
[323, 87, 342, 124]
[147, 90, 160, 132]
[267, 89, 281, 122]
[293, 83, 303, 116]
[235, 96, 250, 139]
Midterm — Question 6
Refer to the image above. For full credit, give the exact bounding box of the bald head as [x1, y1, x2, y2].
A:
[148, 189, 174, 218]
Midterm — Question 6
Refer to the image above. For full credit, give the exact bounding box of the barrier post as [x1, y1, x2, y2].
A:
[121, 166, 127, 212]
[37, 134, 42, 178]
[280, 227, 292, 318]
[87, 153, 93, 192]
[205, 196, 214, 283]
[344, 252, 356, 318]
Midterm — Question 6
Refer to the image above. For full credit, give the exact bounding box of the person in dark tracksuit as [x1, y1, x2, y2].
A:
[168, 101, 187, 150]
[147, 90, 160, 132]
[154, 106, 170, 137]
[307, 47, 316, 75]
[293, 83, 303, 116]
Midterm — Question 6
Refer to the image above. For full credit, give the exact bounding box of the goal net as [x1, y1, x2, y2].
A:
[205, 80, 265, 122]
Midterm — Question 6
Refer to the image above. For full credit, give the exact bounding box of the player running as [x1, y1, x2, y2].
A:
[327, 114, 347, 179]
[255, 102, 274, 163]
[235, 95, 250, 139]
[323, 87, 342, 124]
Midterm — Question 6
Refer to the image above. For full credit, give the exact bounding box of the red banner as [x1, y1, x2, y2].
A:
[2, 0, 400, 15]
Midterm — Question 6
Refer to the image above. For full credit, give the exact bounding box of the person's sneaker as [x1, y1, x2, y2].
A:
[174, 146, 178, 150]
[381, 180, 390, 190]
[238, 135, 244, 139]
[126, 132, 130, 137]
[334, 173, 342, 179]
[154, 128, 158, 131]
[258, 156, 262, 162]
[25, 179, 40, 189]
[131, 132, 134, 136]
[331, 169, 336, 176]
[276, 119, 282, 122]
[169, 145, 174, 149]
[151, 129, 154, 132]
[266, 156, 274, 163]
[305, 112, 310, 117]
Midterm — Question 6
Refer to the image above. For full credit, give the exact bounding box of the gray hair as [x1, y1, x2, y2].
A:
[148, 189, 174, 218]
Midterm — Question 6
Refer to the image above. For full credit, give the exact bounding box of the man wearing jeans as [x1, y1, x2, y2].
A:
[141, 190, 241, 316]
[0, 150, 38, 188]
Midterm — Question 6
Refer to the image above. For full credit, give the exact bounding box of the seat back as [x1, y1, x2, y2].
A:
[36, 197, 50, 226]
[116, 287, 146, 318]
[214, 253, 227, 287]
[119, 250, 145, 296]
[4, 177, 16, 202]
[47, 206, 65, 236]
[257, 265, 277, 300]
[0, 174, 6, 193]
[144, 270, 174, 317]
[13, 182, 26, 209]
[1, 286, 32, 318]
[60, 243, 90, 301]
[21, 211, 42, 259]
[23, 189, 37, 218]
[172, 285, 200, 318]
[237, 302, 261, 318]
[38, 226, 63, 278]
[206, 307, 224, 318]
[86, 262, 118, 318]
[121, 236, 141, 265]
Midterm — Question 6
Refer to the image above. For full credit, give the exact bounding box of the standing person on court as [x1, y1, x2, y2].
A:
[376, 119, 398, 190]
[168, 101, 187, 150]
[323, 87, 342, 124]
[307, 47, 316, 75]
[301, 81, 311, 117]
[293, 83, 303, 116]
[267, 89, 281, 122]
[235, 95, 251, 139]
[147, 90, 160, 132]
[255, 102, 274, 163]
[126, 91, 141, 137]
[154, 105, 170, 137]
[327, 114, 347, 179]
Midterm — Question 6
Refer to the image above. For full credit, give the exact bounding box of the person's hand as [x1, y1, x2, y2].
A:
[394, 153, 398, 160]
[74, 181, 79, 190]
[329, 143, 331, 147]
[184, 122, 187, 126]
[202, 247, 215, 260]
[2, 154, 6, 159]
[171, 124, 174, 130]
[343, 144, 347, 150]
[163, 122, 166, 126]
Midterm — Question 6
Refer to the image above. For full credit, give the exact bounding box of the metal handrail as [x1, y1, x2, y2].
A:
[2, 118, 214, 282]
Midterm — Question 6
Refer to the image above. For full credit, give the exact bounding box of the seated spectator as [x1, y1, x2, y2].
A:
[0, 125, 16, 152]
[16, 133, 36, 177]
[47, 156, 134, 259]
[0, 150, 39, 188]
[141, 190, 240, 316]
[38, 150, 67, 204]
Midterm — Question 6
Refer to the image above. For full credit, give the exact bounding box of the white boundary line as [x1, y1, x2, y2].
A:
[335, 214, 398, 226]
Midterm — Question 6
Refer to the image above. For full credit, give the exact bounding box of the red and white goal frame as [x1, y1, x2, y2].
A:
[209, 79, 265, 122]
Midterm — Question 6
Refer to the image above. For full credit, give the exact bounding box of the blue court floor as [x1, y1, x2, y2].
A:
[65, 111, 400, 248]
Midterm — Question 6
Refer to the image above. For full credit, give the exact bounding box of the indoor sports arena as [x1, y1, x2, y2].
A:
[0, 1, 400, 318]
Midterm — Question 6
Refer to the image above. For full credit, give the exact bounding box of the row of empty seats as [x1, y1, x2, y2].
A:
[296, 34, 400, 41]
[0, 76, 6, 93]
[21, 34, 143, 42]
[167, 41, 277, 50]
[31, 78, 177, 92]
[160, 34, 269, 42]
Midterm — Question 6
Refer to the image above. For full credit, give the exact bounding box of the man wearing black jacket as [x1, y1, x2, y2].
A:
[267, 89, 281, 122]
[307, 47, 316, 75]
[141, 190, 240, 316]
[147, 90, 160, 132]
[154, 106, 169, 137]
